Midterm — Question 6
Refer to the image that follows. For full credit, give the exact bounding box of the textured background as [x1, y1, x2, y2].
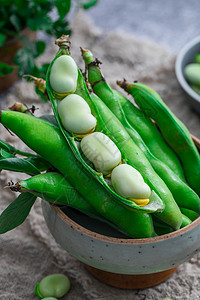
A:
[86, 0, 200, 53]
[0, 5, 200, 300]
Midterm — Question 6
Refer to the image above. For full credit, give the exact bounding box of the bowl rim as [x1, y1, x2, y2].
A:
[175, 35, 200, 104]
[53, 205, 200, 245]
[51, 135, 200, 245]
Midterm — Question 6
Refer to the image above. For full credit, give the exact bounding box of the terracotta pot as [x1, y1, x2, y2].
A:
[0, 28, 36, 93]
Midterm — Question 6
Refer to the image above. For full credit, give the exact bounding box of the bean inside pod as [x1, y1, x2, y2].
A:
[49, 55, 78, 98]
[80, 131, 121, 175]
[57, 94, 97, 135]
[111, 164, 151, 206]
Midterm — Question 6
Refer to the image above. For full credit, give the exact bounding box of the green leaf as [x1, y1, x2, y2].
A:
[0, 149, 15, 159]
[0, 193, 36, 234]
[35, 41, 46, 58]
[78, 0, 98, 9]
[27, 15, 53, 31]
[55, 0, 71, 19]
[0, 157, 41, 175]
[14, 0, 26, 10]
[9, 14, 21, 32]
[0, 62, 16, 76]
[26, 156, 53, 172]
[0, 0, 13, 7]
[14, 38, 47, 76]
[0, 139, 17, 154]
[0, 33, 6, 46]
[51, 19, 71, 38]
[0, 139, 34, 157]
[14, 47, 36, 77]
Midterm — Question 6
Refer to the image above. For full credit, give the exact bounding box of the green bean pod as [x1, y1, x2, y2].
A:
[118, 81, 200, 196]
[46, 37, 186, 230]
[89, 91, 200, 214]
[180, 207, 199, 222]
[12, 172, 101, 217]
[153, 213, 192, 236]
[0, 110, 155, 238]
[46, 37, 164, 214]
[12, 172, 132, 235]
[82, 48, 185, 181]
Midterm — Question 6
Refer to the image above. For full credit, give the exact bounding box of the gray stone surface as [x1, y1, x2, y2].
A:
[86, 0, 200, 53]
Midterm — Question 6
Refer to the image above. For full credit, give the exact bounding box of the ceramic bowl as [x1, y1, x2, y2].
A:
[41, 137, 200, 289]
[175, 36, 200, 113]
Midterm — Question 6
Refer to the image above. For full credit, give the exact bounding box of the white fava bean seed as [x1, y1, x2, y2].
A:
[58, 94, 97, 134]
[50, 56, 78, 95]
[81, 132, 121, 175]
[111, 164, 151, 199]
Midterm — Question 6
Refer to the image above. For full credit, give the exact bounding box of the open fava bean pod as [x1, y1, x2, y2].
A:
[46, 36, 166, 216]
[82, 47, 200, 219]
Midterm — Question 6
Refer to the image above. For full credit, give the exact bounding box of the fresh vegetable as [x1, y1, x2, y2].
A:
[0, 36, 199, 240]
[0, 110, 156, 238]
[180, 208, 199, 222]
[111, 164, 151, 206]
[46, 36, 183, 230]
[49, 56, 78, 98]
[117, 80, 200, 197]
[80, 132, 121, 175]
[10, 172, 131, 235]
[82, 54, 200, 213]
[82, 47, 185, 181]
[35, 274, 70, 299]
[58, 94, 96, 135]
[184, 63, 200, 86]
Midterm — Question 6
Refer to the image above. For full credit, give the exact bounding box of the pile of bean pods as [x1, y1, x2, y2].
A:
[0, 35, 200, 239]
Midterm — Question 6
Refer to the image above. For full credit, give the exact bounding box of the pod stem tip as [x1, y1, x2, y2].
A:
[55, 35, 71, 52]
[5, 181, 21, 192]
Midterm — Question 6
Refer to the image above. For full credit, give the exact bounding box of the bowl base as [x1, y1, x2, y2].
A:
[85, 265, 178, 289]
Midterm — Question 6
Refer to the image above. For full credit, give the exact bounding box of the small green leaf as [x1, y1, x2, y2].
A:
[27, 15, 53, 31]
[51, 19, 71, 38]
[55, 0, 71, 19]
[9, 14, 21, 32]
[0, 62, 16, 76]
[0, 139, 17, 154]
[0, 139, 34, 157]
[14, 47, 36, 77]
[0, 149, 15, 159]
[35, 41, 46, 58]
[26, 156, 53, 172]
[0, 0, 13, 7]
[14, 0, 26, 10]
[0, 157, 41, 175]
[0, 193, 36, 234]
[78, 0, 98, 9]
[0, 33, 6, 46]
